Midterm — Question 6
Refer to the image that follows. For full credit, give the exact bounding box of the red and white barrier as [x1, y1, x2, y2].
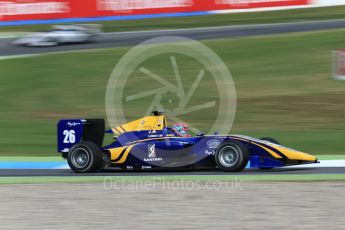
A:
[0, 0, 309, 22]
[0, 0, 344, 24]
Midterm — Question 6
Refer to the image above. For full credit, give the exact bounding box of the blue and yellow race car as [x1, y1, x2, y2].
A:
[57, 111, 318, 173]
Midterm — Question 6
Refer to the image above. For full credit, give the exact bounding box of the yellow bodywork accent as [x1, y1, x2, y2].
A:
[109, 146, 127, 161]
[111, 128, 120, 135]
[231, 136, 315, 161]
[113, 115, 166, 134]
[127, 136, 184, 145]
[231, 136, 282, 159]
[272, 145, 317, 161]
[251, 142, 283, 159]
[109, 145, 135, 163]
[114, 145, 134, 163]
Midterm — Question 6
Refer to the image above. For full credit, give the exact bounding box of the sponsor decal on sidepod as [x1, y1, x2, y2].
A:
[144, 144, 163, 162]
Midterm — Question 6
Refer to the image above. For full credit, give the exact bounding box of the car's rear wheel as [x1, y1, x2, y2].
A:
[215, 140, 249, 172]
[68, 141, 103, 173]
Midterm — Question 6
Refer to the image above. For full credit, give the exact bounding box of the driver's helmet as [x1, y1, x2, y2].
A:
[172, 122, 190, 137]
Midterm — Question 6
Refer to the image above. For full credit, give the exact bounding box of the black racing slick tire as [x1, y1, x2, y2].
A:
[67, 141, 103, 173]
[215, 140, 249, 172]
[260, 137, 280, 145]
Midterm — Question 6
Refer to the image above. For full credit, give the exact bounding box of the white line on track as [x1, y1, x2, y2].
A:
[24, 160, 345, 170]
[0, 54, 41, 60]
[286, 160, 345, 169]
[0, 48, 107, 60]
[0, 32, 27, 39]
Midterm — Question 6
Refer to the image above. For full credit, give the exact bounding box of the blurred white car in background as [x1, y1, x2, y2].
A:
[12, 24, 102, 47]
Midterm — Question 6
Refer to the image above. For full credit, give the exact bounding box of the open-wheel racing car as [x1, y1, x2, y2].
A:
[12, 24, 102, 47]
[57, 111, 318, 173]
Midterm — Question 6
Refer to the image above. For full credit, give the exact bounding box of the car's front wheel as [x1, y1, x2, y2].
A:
[215, 140, 249, 172]
[68, 141, 103, 173]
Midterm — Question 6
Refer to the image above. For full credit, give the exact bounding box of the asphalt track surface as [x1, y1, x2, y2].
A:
[0, 167, 344, 177]
[2, 19, 345, 56]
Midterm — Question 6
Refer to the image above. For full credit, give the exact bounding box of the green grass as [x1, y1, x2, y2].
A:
[1, 174, 345, 184]
[316, 155, 345, 160]
[1, 5, 345, 33]
[1, 29, 345, 156]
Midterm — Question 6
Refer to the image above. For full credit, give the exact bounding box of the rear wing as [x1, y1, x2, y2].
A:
[57, 119, 105, 155]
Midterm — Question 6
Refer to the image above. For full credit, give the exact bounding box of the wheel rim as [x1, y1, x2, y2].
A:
[219, 146, 240, 167]
[71, 148, 90, 168]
